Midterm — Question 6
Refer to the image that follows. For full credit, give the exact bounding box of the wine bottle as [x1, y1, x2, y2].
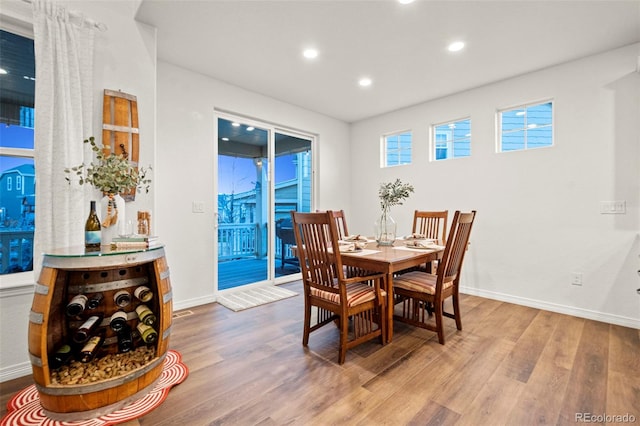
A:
[117, 324, 134, 353]
[136, 322, 158, 344]
[134, 285, 153, 302]
[73, 314, 103, 344]
[109, 310, 128, 332]
[87, 293, 104, 309]
[50, 344, 73, 369]
[135, 304, 156, 326]
[79, 330, 105, 363]
[85, 200, 101, 249]
[113, 289, 131, 308]
[65, 294, 88, 317]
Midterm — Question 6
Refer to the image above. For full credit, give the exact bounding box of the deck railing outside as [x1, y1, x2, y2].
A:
[218, 223, 289, 261]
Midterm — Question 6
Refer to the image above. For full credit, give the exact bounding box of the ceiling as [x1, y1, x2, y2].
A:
[135, 0, 639, 123]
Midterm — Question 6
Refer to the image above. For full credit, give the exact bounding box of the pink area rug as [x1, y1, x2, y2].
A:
[1, 350, 188, 426]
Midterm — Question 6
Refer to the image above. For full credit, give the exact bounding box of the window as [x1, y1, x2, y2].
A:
[382, 131, 412, 167]
[499, 100, 553, 152]
[0, 29, 36, 277]
[432, 118, 471, 160]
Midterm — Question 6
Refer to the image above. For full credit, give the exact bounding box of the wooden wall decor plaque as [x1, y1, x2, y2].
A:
[102, 89, 140, 201]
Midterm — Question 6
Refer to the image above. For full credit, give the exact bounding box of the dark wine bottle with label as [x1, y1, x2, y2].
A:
[79, 330, 105, 363]
[87, 292, 104, 309]
[85, 200, 101, 249]
[73, 314, 103, 344]
[113, 289, 131, 308]
[65, 294, 88, 317]
[117, 324, 134, 353]
[109, 310, 128, 332]
[50, 344, 73, 369]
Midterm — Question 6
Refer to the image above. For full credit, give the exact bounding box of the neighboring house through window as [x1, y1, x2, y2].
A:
[382, 131, 412, 167]
[0, 28, 36, 277]
[432, 118, 471, 160]
[499, 100, 553, 152]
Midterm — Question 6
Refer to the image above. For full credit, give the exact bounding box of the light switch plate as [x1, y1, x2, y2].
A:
[192, 202, 205, 213]
[600, 201, 626, 214]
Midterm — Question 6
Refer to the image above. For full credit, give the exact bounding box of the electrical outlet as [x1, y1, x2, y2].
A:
[571, 272, 583, 286]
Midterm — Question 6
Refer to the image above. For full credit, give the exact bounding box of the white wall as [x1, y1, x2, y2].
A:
[349, 43, 640, 328]
[155, 61, 351, 310]
[0, 0, 156, 382]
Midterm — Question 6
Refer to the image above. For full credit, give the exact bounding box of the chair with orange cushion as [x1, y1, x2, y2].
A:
[291, 210, 387, 364]
[393, 210, 476, 344]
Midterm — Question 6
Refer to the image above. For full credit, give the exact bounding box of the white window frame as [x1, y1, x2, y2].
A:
[497, 99, 554, 153]
[1, 17, 36, 290]
[381, 130, 412, 168]
[430, 117, 471, 161]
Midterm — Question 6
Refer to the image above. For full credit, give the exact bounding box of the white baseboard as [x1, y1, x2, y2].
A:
[172, 294, 216, 312]
[0, 361, 32, 383]
[460, 286, 640, 329]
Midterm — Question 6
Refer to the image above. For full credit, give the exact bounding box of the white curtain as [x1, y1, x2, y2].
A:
[32, 0, 98, 275]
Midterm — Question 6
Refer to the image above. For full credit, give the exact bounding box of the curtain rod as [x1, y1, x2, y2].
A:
[21, 0, 108, 31]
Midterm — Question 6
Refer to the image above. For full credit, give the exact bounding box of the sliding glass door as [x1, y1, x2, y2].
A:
[216, 115, 313, 291]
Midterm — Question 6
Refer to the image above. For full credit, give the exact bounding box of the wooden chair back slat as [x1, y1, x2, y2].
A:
[412, 210, 448, 243]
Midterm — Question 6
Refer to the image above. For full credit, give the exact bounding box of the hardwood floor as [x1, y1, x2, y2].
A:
[2, 281, 639, 425]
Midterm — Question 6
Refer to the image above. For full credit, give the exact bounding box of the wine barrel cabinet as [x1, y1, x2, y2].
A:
[28, 246, 172, 421]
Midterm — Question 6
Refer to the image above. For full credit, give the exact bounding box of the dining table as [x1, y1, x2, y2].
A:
[340, 240, 444, 343]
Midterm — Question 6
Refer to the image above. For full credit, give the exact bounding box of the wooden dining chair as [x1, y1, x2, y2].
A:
[393, 210, 476, 344]
[316, 209, 349, 240]
[291, 210, 386, 364]
[412, 210, 448, 244]
[402, 210, 448, 274]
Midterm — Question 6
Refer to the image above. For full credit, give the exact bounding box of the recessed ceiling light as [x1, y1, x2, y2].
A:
[232, 122, 240, 127]
[246, 126, 255, 131]
[447, 41, 465, 52]
[358, 77, 372, 87]
[398, 0, 415, 4]
[303, 48, 318, 59]
[221, 137, 229, 141]
[0, 68, 7, 75]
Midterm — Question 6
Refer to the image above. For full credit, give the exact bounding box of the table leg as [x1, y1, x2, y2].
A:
[386, 272, 394, 343]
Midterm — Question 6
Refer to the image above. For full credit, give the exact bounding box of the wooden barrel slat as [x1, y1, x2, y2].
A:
[29, 248, 172, 420]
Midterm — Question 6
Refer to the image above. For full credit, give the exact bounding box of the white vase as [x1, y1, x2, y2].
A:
[374, 207, 397, 246]
[100, 193, 125, 245]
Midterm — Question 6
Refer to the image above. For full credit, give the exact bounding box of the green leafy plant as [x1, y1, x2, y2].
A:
[378, 178, 414, 211]
[64, 136, 151, 195]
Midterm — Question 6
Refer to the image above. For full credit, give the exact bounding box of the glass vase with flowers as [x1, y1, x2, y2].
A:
[375, 179, 414, 246]
[65, 136, 151, 244]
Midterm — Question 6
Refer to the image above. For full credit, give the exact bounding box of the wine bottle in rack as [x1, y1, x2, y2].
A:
[50, 344, 73, 369]
[87, 292, 104, 310]
[65, 294, 88, 317]
[117, 325, 134, 353]
[85, 200, 101, 249]
[134, 285, 153, 302]
[135, 304, 156, 326]
[136, 322, 158, 344]
[73, 314, 104, 344]
[113, 289, 131, 308]
[79, 329, 105, 363]
[109, 310, 128, 332]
